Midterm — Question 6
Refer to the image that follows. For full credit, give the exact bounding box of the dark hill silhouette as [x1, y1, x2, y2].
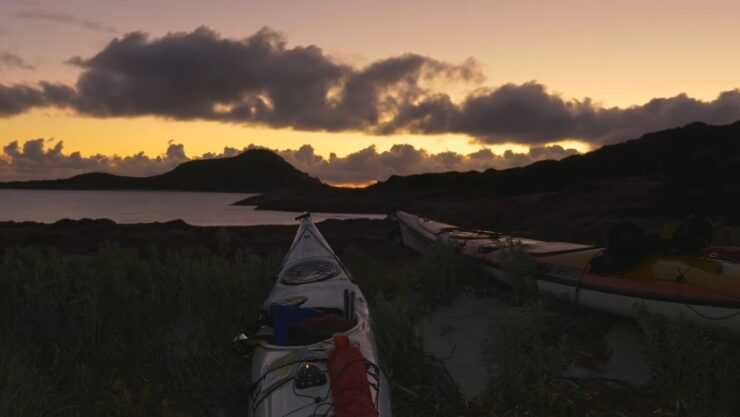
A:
[238, 121, 740, 240]
[370, 121, 740, 196]
[0, 149, 327, 193]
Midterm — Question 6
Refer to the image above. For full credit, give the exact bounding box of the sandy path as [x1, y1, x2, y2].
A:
[422, 294, 652, 400]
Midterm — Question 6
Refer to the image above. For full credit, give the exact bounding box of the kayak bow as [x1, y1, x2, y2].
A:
[247, 214, 391, 417]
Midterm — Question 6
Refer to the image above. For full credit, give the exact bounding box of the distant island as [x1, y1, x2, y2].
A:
[0, 149, 326, 193]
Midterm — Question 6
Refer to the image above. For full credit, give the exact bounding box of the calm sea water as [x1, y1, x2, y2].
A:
[0, 189, 383, 226]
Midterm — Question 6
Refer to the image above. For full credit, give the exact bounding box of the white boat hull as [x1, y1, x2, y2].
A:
[487, 266, 740, 330]
[394, 210, 740, 331]
[249, 215, 392, 417]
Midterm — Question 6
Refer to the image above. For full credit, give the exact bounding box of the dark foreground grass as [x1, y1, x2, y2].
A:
[3, 242, 739, 417]
[0, 242, 473, 417]
[476, 297, 740, 417]
[0, 241, 480, 417]
[1, 245, 279, 417]
[637, 309, 740, 416]
[370, 296, 468, 417]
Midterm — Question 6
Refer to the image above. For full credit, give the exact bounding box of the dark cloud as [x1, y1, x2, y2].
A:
[0, 139, 578, 184]
[388, 82, 740, 145]
[1, 27, 739, 146]
[69, 27, 479, 131]
[0, 51, 34, 70]
[0, 82, 75, 116]
[15, 10, 118, 34]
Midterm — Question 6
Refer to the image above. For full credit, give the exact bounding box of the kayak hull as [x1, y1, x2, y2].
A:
[495, 267, 740, 328]
[249, 216, 391, 417]
[394, 211, 740, 331]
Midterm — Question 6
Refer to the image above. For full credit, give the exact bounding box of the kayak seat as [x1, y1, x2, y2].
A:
[270, 304, 325, 345]
[270, 305, 352, 346]
[287, 314, 354, 346]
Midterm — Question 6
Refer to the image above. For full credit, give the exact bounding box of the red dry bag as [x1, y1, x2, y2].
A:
[327, 335, 379, 417]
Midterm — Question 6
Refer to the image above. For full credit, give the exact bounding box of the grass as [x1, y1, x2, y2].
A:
[496, 237, 539, 305]
[0, 240, 480, 417]
[345, 243, 490, 308]
[636, 309, 740, 416]
[370, 295, 468, 417]
[0, 245, 279, 417]
[3, 238, 739, 417]
[345, 244, 486, 416]
[478, 300, 603, 417]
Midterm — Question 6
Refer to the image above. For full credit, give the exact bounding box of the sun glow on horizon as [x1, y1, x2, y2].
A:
[325, 180, 379, 189]
[1, 110, 587, 161]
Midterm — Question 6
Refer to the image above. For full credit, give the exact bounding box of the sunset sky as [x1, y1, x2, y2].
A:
[2, 0, 740, 185]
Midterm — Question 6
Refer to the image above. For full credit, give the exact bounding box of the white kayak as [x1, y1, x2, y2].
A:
[393, 211, 740, 331]
[247, 214, 392, 417]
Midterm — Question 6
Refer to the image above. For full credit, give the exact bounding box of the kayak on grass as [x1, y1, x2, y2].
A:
[238, 213, 391, 417]
[392, 210, 740, 331]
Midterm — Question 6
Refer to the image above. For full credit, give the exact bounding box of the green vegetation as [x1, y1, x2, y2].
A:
[346, 243, 490, 308]
[636, 309, 740, 416]
[2, 239, 739, 417]
[370, 296, 468, 417]
[346, 244, 487, 416]
[482, 304, 571, 415]
[0, 239, 483, 417]
[497, 238, 539, 305]
[0, 245, 279, 417]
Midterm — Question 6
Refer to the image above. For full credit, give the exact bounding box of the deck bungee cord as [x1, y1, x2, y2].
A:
[671, 264, 740, 321]
[251, 355, 384, 417]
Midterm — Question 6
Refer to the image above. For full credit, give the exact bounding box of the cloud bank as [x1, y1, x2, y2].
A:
[1, 27, 740, 145]
[278, 143, 578, 185]
[0, 139, 578, 184]
[0, 139, 188, 181]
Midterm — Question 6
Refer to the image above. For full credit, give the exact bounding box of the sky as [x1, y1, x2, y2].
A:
[2, 0, 740, 185]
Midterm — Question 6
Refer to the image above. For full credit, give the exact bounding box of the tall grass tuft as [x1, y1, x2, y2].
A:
[347, 243, 490, 308]
[0, 245, 280, 417]
[497, 237, 539, 305]
[636, 309, 740, 415]
[482, 304, 572, 415]
[415, 245, 490, 307]
[371, 295, 468, 417]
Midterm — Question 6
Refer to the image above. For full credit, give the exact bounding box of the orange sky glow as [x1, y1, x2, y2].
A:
[1, 0, 739, 181]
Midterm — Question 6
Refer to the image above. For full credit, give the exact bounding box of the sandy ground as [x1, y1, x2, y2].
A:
[421, 294, 509, 399]
[566, 324, 652, 385]
[422, 294, 653, 400]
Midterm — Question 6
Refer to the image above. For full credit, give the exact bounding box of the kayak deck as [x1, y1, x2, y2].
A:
[249, 215, 391, 417]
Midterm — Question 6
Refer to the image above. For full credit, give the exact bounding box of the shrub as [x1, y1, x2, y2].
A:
[482, 304, 571, 415]
[497, 237, 539, 305]
[347, 243, 489, 308]
[636, 309, 740, 415]
[414, 245, 490, 307]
